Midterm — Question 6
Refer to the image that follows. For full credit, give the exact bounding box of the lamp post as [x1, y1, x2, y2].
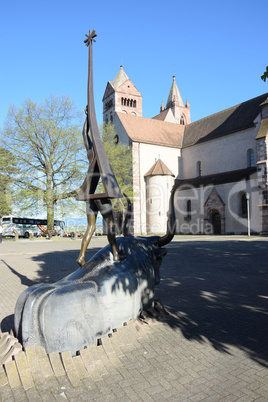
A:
[246, 192, 250, 237]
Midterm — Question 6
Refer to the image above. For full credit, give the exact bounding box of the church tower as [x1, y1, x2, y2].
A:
[153, 76, 190, 125]
[102, 66, 142, 124]
[165, 76, 190, 125]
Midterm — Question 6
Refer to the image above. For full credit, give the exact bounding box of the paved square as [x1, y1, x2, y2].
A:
[0, 235, 268, 401]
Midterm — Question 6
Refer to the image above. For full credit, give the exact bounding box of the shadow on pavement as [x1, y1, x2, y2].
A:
[1, 260, 36, 287]
[156, 240, 268, 368]
[2, 239, 268, 369]
[0, 246, 102, 333]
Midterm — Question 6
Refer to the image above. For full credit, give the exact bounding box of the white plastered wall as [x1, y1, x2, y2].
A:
[174, 174, 261, 234]
[132, 143, 180, 234]
[181, 117, 261, 179]
[146, 175, 175, 234]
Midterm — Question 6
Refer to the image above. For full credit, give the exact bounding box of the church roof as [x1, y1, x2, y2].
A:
[166, 76, 184, 108]
[144, 159, 175, 177]
[152, 109, 170, 121]
[110, 66, 129, 90]
[115, 112, 184, 148]
[183, 93, 268, 148]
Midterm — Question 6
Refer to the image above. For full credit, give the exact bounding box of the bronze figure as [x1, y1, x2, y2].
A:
[14, 29, 177, 357]
[76, 30, 122, 266]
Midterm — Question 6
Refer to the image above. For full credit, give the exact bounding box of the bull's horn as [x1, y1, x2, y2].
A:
[158, 187, 176, 247]
[123, 193, 133, 237]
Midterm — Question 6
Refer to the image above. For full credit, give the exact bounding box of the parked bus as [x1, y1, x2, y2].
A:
[1, 216, 65, 238]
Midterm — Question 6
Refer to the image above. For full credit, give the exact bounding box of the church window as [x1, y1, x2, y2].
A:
[110, 112, 113, 123]
[105, 99, 113, 111]
[197, 161, 202, 177]
[121, 98, 136, 108]
[185, 199, 191, 220]
[247, 149, 254, 167]
[180, 115, 185, 125]
[241, 193, 247, 215]
[105, 114, 108, 124]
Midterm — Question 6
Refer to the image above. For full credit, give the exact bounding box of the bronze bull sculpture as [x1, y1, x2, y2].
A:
[14, 193, 175, 355]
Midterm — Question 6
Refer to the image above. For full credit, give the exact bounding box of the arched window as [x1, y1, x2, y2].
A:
[197, 161, 202, 177]
[185, 199, 191, 219]
[121, 97, 124, 105]
[180, 115, 185, 125]
[110, 112, 113, 123]
[124, 98, 127, 106]
[130, 99, 133, 107]
[247, 149, 254, 167]
[241, 193, 247, 215]
[133, 100, 136, 108]
[127, 99, 130, 107]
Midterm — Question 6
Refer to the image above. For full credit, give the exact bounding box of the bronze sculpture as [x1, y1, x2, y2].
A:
[14, 30, 177, 356]
[76, 30, 123, 266]
[14, 194, 176, 355]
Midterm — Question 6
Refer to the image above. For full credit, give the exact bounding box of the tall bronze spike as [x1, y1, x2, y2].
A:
[76, 30, 122, 266]
[77, 30, 122, 201]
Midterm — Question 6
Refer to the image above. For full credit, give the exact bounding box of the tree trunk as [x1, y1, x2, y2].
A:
[46, 170, 54, 239]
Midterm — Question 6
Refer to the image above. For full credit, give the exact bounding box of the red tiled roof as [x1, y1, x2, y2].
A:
[144, 159, 175, 177]
[116, 93, 268, 150]
[152, 109, 170, 121]
[116, 112, 184, 148]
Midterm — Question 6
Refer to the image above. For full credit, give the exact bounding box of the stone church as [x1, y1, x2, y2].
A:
[102, 66, 268, 235]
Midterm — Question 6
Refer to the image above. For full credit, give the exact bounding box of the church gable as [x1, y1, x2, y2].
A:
[204, 188, 225, 209]
[153, 108, 177, 124]
[116, 79, 142, 97]
[204, 188, 225, 234]
[102, 82, 114, 102]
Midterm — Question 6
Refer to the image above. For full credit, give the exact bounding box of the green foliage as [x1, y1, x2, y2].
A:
[100, 122, 134, 211]
[1, 96, 87, 230]
[261, 66, 268, 82]
[0, 147, 17, 217]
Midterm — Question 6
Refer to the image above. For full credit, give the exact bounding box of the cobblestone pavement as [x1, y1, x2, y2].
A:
[1, 235, 268, 401]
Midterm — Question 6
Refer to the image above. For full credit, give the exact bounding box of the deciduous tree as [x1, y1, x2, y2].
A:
[100, 122, 133, 200]
[261, 66, 268, 82]
[1, 96, 87, 234]
[100, 122, 134, 232]
[0, 147, 17, 217]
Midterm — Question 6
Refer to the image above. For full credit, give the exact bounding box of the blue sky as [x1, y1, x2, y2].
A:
[0, 0, 267, 129]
